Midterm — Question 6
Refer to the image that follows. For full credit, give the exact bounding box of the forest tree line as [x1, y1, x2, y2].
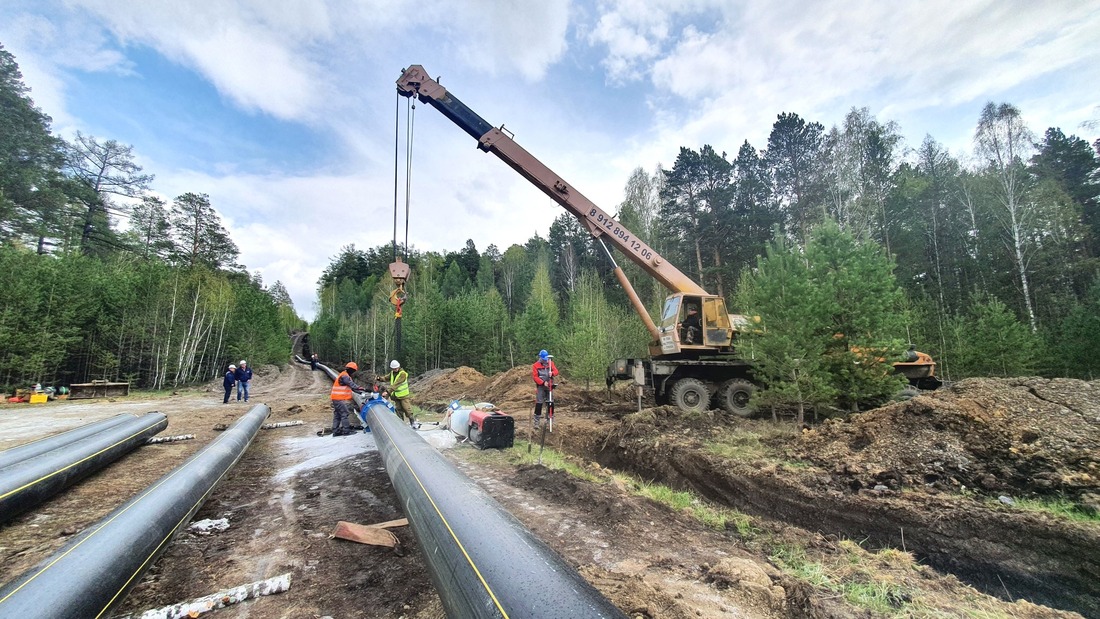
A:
[312, 103, 1100, 408]
[0, 44, 301, 391]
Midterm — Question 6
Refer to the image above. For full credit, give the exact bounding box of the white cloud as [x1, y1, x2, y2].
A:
[595, 0, 1100, 166]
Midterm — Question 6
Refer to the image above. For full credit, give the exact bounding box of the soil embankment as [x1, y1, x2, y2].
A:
[414, 369, 1100, 617]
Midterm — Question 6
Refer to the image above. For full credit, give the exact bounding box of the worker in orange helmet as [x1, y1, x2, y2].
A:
[330, 361, 367, 436]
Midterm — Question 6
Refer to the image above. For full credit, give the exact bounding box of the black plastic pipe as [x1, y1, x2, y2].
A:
[0, 404, 270, 619]
[313, 362, 623, 615]
[0, 412, 168, 523]
[0, 413, 137, 470]
[364, 398, 626, 618]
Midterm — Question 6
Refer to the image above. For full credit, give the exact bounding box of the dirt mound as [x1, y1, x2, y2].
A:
[473, 366, 535, 412]
[794, 377, 1100, 500]
[411, 366, 487, 405]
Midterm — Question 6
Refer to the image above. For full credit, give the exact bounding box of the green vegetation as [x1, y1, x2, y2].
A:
[0, 45, 302, 392]
[770, 541, 912, 614]
[1005, 496, 1100, 523]
[705, 431, 768, 461]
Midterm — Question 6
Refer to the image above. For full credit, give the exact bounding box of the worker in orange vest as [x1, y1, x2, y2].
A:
[331, 361, 367, 436]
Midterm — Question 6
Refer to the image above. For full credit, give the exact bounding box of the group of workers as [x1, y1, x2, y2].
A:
[320, 349, 560, 438]
[325, 358, 415, 437]
[222, 360, 253, 404]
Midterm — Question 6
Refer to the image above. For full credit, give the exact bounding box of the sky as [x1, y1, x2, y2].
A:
[2, 1, 1098, 320]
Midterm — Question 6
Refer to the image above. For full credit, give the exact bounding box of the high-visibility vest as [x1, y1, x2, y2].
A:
[331, 371, 353, 401]
[390, 369, 410, 398]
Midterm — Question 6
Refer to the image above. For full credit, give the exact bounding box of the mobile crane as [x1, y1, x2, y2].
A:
[397, 65, 758, 415]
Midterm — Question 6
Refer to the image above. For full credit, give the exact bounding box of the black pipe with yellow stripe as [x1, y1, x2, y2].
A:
[363, 396, 626, 618]
[0, 404, 270, 618]
[0, 412, 168, 524]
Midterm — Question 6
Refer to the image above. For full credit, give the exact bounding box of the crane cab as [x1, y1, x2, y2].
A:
[655, 294, 736, 356]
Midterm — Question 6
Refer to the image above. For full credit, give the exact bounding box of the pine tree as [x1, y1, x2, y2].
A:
[737, 233, 835, 424]
[951, 293, 1040, 377]
[806, 221, 908, 410]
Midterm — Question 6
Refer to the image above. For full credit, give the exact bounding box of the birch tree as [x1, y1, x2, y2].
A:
[974, 102, 1038, 331]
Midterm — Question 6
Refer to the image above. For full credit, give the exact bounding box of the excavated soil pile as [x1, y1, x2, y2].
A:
[794, 377, 1100, 505]
[410, 367, 488, 411]
[413, 366, 538, 414]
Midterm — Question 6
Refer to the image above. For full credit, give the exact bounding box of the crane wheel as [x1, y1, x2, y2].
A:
[718, 379, 756, 418]
[670, 378, 710, 414]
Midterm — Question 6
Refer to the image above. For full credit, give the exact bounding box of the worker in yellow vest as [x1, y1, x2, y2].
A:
[385, 359, 418, 429]
[330, 361, 367, 436]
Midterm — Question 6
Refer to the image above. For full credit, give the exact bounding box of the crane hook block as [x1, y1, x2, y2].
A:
[389, 259, 412, 284]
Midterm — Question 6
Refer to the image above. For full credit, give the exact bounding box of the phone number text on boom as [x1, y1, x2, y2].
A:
[589, 209, 654, 260]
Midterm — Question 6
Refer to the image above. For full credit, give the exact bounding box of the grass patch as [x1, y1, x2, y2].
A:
[1008, 496, 1100, 523]
[770, 541, 914, 615]
[611, 474, 758, 536]
[508, 441, 601, 482]
[705, 430, 768, 461]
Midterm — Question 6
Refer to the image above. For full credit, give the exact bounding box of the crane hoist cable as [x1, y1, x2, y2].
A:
[389, 91, 415, 356]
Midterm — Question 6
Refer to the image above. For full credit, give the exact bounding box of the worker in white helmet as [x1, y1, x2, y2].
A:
[222, 365, 237, 404]
[384, 359, 418, 428]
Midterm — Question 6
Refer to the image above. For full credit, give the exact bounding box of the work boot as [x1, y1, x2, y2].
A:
[533, 415, 542, 429]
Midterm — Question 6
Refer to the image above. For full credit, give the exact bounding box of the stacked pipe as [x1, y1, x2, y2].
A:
[0, 403, 271, 619]
[313, 361, 625, 618]
[0, 412, 168, 523]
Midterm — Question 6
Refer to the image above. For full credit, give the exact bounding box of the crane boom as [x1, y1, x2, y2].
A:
[396, 65, 708, 298]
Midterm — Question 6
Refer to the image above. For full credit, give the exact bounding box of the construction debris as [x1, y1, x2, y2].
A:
[187, 518, 230, 535]
[331, 518, 409, 553]
[261, 420, 303, 430]
[145, 434, 195, 444]
[113, 573, 291, 619]
[214, 420, 303, 431]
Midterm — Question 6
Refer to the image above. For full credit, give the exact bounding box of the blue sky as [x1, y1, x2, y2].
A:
[2, 0, 1098, 320]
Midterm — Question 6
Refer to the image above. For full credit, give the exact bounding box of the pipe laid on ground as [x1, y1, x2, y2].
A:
[0, 413, 138, 470]
[315, 363, 622, 616]
[363, 397, 626, 618]
[0, 403, 270, 619]
[0, 412, 168, 523]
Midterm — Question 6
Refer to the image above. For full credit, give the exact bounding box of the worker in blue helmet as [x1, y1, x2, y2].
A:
[530, 350, 559, 429]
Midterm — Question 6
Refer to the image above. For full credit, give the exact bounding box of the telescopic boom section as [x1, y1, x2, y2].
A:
[396, 65, 709, 298]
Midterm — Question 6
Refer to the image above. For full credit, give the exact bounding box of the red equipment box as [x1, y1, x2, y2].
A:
[468, 409, 514, 450]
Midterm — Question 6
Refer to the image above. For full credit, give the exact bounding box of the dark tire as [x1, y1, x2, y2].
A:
[670, 378, 710, 414]
[718, 379, 756, 418]
[897, 385, 921, 401]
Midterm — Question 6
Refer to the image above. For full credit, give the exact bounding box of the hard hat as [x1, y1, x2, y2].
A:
[345, 361, 359, 371]
[229, 364, 236, 369]
[539, 350, 549, 360]
[390, 359, 401, 369]
[240, 360, 247, 365]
